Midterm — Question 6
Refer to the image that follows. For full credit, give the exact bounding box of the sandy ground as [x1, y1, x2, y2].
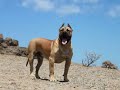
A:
[0, 54, 120, 90]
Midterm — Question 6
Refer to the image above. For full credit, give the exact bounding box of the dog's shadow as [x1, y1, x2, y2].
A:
[40, 78, 49, 81]
[40, 78, 68, 83]
[59, 80, 68, 82]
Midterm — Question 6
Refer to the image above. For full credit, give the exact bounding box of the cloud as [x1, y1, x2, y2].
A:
[56, 5, 80, 15]
[21, 0, 100, 15]
[22, 0, 54, 11]
[108, 5, 120, 18]
[35, 0, 54, 11]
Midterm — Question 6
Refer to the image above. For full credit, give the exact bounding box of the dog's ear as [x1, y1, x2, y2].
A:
[60, 23, 64, 28]
[68, 24, 73, 31]
[68, 24, 72, 29]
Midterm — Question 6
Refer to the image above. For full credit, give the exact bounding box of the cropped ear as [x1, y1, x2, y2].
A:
[60, 23, 64, 29]
[68, 24, 72, 29]
[68, 24, 73, 31]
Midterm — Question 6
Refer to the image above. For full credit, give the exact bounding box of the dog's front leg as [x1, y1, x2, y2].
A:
[49, 57, 56, 82]
[63, 59, 71, 82]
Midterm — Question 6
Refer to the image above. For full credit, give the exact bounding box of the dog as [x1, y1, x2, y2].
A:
[26, 24, 73, 82]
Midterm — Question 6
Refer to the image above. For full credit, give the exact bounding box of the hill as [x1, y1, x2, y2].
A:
[0, 54, 120, 90]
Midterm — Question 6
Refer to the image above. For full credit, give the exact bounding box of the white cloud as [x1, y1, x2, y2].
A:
[21, 0, 100, 15]
[34, 0, 54, 11]
[22, 0, 31, 8]
[22, 0, 54, 11]
[108, 5, 120, 18]
[56, 5, 80, 15]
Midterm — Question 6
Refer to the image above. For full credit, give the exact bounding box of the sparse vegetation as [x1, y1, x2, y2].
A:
[82, 52, 101, 67]
[102, 60, 118, 70]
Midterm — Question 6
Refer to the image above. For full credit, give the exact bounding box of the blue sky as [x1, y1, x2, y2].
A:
[0, 0, 120, 67]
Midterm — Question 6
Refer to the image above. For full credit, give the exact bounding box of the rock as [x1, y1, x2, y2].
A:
[0, 34, 4, 44]
[0, 45, 2, 49]
[0, 34, 3, 39]
[102, 60, 118, 70]
[0, 38, 4, 44]
[1, 43, 8, 48]
[16, 47, 28, 57]
[5, 37, 12, 46]
[11, 40, 19, 46]
[0, 34, 26, 56]
[0, 46, 28, 57]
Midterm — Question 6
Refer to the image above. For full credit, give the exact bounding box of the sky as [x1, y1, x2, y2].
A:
[0, 0, 120, 67]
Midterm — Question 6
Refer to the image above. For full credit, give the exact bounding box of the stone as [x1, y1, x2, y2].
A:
[16, 47, 28, 57]
[0, 34, 4, 44]
[5, 37, 12, 46]
[1, 43, 8, 48]
[0, 34, 3, 39]
[11, 40, 19, 46]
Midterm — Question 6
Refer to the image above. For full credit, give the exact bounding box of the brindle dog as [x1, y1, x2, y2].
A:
[26, 24, 73, 82]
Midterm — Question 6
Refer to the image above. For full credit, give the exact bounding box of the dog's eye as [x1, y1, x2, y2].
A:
[67, 29, 69, 32]
[60, 29, 64, 32]
[67, 29, 73, 32]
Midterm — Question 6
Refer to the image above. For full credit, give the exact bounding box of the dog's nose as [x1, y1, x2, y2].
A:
[63, 31, 68, 34]
[63, 32, 67, 36]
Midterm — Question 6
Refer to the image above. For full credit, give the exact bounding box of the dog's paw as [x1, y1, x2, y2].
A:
[30, 73, 35, 79]
[64, 78, 69, 82]
[50, 76, 56, 82]
[50, 78, 56, 82]
[35, 75, 40, 79]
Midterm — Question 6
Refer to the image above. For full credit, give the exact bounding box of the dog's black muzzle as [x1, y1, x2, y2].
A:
[59, 32, 71, 45]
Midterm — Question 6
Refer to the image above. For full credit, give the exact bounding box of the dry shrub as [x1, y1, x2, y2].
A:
[102, 61, 118, 70]
[82, 52, 101, 67]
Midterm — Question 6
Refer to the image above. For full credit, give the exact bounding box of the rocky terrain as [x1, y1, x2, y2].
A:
[0, 54, 120, 90]
[0, 34, 27, 57]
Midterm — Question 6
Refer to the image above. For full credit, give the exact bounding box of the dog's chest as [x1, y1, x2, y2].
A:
[54, 48, 70, 63]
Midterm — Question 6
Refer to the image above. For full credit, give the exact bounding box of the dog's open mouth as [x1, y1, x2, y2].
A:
[59, 32, 71, 45]
[62, 39, 67, 45]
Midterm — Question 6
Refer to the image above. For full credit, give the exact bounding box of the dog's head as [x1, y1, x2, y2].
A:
[59, 23, 73, 45]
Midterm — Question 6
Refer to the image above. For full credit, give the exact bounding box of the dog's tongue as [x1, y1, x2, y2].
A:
[62, 39, 67, 45]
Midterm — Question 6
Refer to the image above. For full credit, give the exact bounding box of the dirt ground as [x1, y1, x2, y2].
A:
[0, 54, 120, 90]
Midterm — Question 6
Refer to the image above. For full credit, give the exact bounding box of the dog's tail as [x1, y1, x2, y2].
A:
[26, 59, 28, 66]
[26, 48, 29, 67]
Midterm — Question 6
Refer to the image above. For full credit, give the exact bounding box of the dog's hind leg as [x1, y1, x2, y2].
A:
[35, 54, 43, 79]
